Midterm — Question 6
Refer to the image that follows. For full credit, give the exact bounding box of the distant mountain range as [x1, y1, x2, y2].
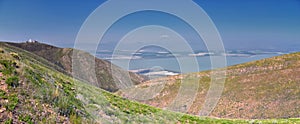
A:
[96, 49, 288, 60]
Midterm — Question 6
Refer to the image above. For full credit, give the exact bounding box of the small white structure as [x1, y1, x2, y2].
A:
[28, 39, 33, 43]
[26, 39, 38, 43]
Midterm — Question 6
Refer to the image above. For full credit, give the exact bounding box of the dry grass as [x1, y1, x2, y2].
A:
[120, 52, 300, 119]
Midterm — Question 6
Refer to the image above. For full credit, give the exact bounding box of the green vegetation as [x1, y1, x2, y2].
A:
[0, 89, 6, 98]
[75, 78, 247, 123]
[1, 42, 300, 123]
[6, 94, 18, 111]
[0, 48, 4, 53]
[5, 76, 19, 88]
[9, 52, 20, 60]
[69, 113, 83, 124]
[19, 115, 33, 124]
[7, 42, 145, 92]
[23, 65, 85, 118]
[0, 43, 87, 123]
[0, 60, 16, 75]
[4, 118, 13, 124]
[103, 91, 159, 115]
[120, 52, 300, 120]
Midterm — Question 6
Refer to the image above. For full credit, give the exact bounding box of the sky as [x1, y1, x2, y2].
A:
[0, 0, 300, 51]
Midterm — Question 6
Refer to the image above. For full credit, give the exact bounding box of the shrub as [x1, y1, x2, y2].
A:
[25, 68, 43, 86]
[4, 118, 12, 124]
[6, 94, 18, 111]
[6, 76, 19, 88]
[19, 115, 33, 124]
[0, 89, 6, 99]
[0, 48, 4, 53]
[9, 52, 20, 60]
[70, 113, 82, 124]
[0, 60, 15, 75]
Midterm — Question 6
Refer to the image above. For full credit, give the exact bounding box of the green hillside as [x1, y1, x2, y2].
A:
[5, 42, 145, 92]
[0, 42, 299, 123]
[119, 52, 300, 120]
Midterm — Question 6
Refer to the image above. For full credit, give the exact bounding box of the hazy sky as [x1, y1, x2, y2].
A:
[0, 0, 299, 50]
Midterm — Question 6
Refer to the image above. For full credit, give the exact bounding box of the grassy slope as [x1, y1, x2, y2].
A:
[0, 43, 299, 123]
[0, 43, 254, 123]
[6, 42, 145, 92]
[119, 52, 300, 120]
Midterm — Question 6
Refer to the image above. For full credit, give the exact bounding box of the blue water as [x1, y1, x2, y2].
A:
[107, 54, 279, 74]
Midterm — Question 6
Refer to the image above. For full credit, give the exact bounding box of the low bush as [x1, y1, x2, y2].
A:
[0, 48, 4, 53]
[6, 94, 18, 111]
[4, 118, 13, 124]
[0, 60, 15, 75]
[6, 76, 19, 88]
[0, 89, 6, 98]
[19, 115, 33, 124]
[10, 52, 20, 60]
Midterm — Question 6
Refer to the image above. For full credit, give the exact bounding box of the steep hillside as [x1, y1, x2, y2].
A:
[2, 42, 293, 123]
[1, 42, 300, 123]
[118, 52, 300, 119]
[6, 42, 145, 92]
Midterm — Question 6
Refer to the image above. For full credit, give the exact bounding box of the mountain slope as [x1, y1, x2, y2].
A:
[6, 42, 145, 92]
[1, 42, 300, 123]
[0, 42, 283, 123]
[118, 52, 300, 119]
